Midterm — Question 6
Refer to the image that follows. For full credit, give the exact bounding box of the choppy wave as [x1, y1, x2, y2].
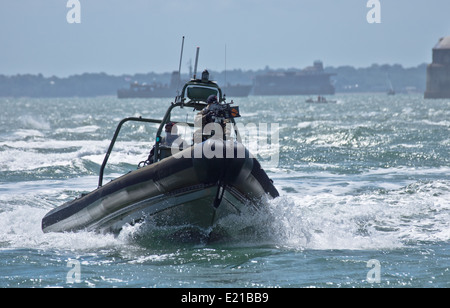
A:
[272, 179, 450, 249]
[0, 95, 449, 283]
[0, 174, 448, 254]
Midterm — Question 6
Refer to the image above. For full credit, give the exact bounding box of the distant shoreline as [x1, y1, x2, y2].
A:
[0, 63, 427, 98]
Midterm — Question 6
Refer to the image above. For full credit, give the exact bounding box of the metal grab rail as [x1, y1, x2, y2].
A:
[97, 114, 196, 187]
[98, 117, 161, 188]
[97, 99, 238, 187]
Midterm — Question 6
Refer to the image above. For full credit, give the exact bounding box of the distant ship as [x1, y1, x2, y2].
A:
[222, 83, 252, 98]
[117, 71, 181, 99]
[117, 82, 176, 98]
[253, 61, 335, 96]
[118, 72, 251, 99]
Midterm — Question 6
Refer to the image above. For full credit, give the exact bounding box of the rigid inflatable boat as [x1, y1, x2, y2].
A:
[42, 69, 279, 234]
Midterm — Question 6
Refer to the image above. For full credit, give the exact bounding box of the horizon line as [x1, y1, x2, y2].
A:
[0, 62, 429, 79]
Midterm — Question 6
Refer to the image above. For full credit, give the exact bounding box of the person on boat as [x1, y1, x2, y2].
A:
[193, 95, 219, 143]
[161, 121, 182, 146]
[206, 94, 218, 105]
[202, 95, 219, 122]
[143, 122, 185, 165]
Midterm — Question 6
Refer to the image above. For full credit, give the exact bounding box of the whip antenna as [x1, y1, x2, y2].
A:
[178, 36, 185, 78]
[193, 47, 200, 79]
[176, 36, 185, 97]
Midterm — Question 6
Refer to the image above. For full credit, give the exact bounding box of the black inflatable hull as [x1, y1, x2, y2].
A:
[41, 142, 279, 234]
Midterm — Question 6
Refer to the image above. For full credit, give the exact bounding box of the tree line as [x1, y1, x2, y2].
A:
[0, 64, 427, 97]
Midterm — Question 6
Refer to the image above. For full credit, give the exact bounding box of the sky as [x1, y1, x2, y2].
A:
[0, 0, 449, 77]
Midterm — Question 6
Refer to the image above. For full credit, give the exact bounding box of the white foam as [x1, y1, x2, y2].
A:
[55, 125, 100, 134]
[18, 115, 51, 130]
[0, 138, 148, 172]
[0, 177, 448, 253]
[0, 205, 125, 252]
[267, 179, 450, 250]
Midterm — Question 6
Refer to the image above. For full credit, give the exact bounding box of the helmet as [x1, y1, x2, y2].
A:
[165, 121, 175, 132]
[207, 95, 218, 104]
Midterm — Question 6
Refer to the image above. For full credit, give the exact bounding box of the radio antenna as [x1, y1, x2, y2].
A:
[178, 36, 185, 77]
[176, 36, 185, 97]
[193, 47, 200, 79]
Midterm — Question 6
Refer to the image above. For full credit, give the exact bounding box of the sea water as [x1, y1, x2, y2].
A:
[0, 94, 449, 288]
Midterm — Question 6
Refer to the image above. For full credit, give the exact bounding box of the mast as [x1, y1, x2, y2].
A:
[386, 73, 395, 95]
